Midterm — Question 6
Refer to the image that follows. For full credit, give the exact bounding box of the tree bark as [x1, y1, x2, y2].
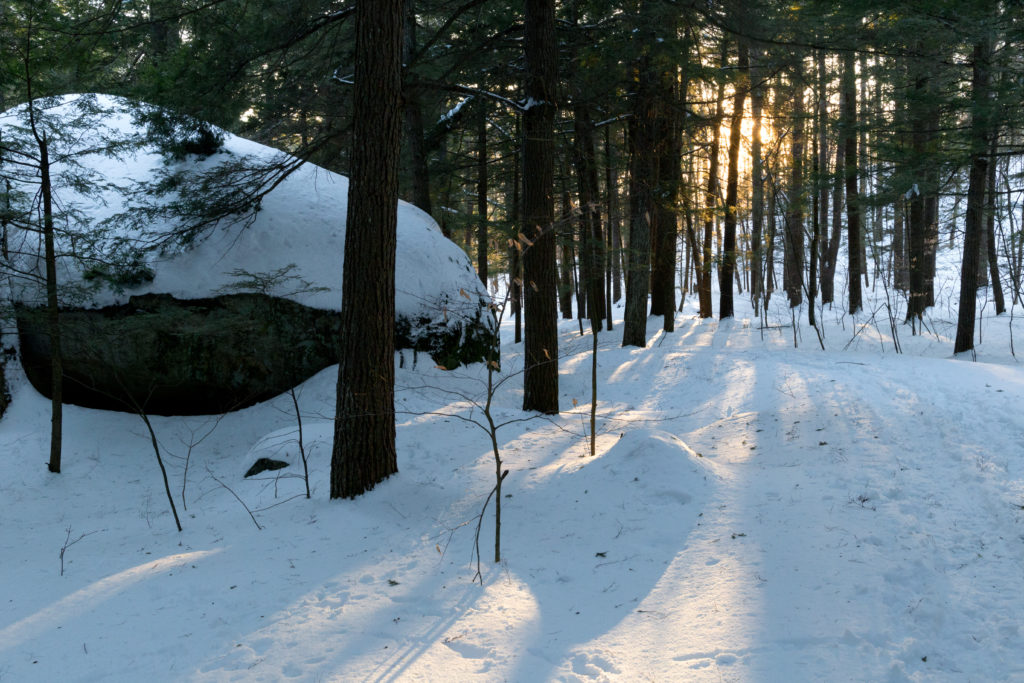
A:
[330, 0, 404, 498]
[476, 106, 488, 286]
[985, 133, 1005, 314]
[955, 37, 993, 354]
[842, 51, 863, 314]
[749, 47, 765, 313]
[522, 0, 559, 413]
[720, 40, 748, 319]
[623, 53, 656, 347]
[784, 64, 805, 308]
[604, 125, 622, 305]
[40, 135, 63, 474]
[574, 107, 605, 330]
[699, 63, 725, 319]
[652, 65, 681, 331]
[402, 0, 432, 215]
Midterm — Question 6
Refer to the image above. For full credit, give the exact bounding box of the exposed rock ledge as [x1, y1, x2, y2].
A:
[17, 292, 493, 415]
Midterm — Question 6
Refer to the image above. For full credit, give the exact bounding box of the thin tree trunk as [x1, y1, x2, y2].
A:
[511, 118, 523, 343]
[403, 0, 432, 215]
[986, 133, 1005, 314]
[784, 64, 805, 308]
[749, 47, 765, 313]
[699, 62, 725, 319]
[573, 106, 605, 330]
[40, 136, 62, 474]
[815, 49, 829, 309]
[558, 172, 575, 319]
[476, 107, 488, 286]
[843, 51, 863, 314]
[604, 125, 622, 304]
[720, 39, 749, 319]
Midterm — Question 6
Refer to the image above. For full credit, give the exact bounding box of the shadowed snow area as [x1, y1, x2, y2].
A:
[2, 244, 1024, 680]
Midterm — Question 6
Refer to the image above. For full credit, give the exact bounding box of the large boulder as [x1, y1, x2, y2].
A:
[2, 94, 494, 415]
[16, 292, 492, 415]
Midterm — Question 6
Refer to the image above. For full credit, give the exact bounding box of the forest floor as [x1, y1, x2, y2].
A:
[2, 253, 1023, 682]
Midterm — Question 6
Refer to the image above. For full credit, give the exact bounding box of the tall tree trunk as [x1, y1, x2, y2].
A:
[574, 107, 605, 330]
[905, 63, 928, 322]
[402, 0, 432, 215]
[522, 0, 559, 413]
[558, 173, 575, 319]
[652, 65, 682, 331]
[749, 47, 766, 313]
[784, 64, 805, 308]
[955, 37, 993, 354]
[815, 49, 829, 307]
[985, 133, 1005, 314]
[476, 107, 488, 286]
[623, 53, 656, 347]
[511, 118, 522, 343]
[822, 126, 844, 304]
[40, 136, 62, 474]
[604, 125, 623, 304]
[893, 198, 908, 290]
[699, 62, 725, 319]
[720, 39, 749, 319]
[331, 0, 404, 498]
[843, 51, 863, 314]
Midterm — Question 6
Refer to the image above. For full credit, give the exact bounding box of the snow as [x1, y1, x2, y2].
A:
[1, 94, 487, 328]
[2, 237, 1023, 681]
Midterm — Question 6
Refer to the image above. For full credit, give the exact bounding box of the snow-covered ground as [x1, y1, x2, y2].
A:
[2, 243, 1023, 682]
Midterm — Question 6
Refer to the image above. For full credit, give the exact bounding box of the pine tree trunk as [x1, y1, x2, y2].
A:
[784, 64, 805, 308]
[985, 134, 1005, 314]
[476, 107, 488, 286]
[331, 0, 403, 498]
[699, 69, 725, 319]
[843, 51, 863, 314]
[522, 0, 559, 413]
[40, 136, 63, 474]
[955, 37, 993, 354]
[749, 48, 765, 313]
[511, 120, 522, 343]
[573, 107, 605, 330]
[558, 176, 575, 320]
[815, 49, 829, 310]
[822, 133, 844, 304]
[893, 199, 908, 291]
[720, 41, 748, 319]
[652, 66, 681, 331]
[604, 126, 622, 304]
[402, 0, 432, 215]
[623, 54, 656, 347]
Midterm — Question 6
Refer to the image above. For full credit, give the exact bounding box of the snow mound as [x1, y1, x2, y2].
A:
[1, 93, 489, 326]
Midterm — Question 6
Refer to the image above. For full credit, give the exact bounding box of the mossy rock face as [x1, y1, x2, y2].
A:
[17, 292, 494, 415]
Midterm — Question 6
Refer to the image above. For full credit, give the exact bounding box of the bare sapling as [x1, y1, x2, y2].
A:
[289, 387, 311, 499]
[179, 414, 225, 511]
[137, 408, 184, 532]
[59, 526, 98, 576]
[207, 465, 263, 530]
[398, 272, 559, 583]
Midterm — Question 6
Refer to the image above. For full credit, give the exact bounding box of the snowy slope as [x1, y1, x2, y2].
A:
[0, 94, 487, 325]
[1, 245, 1023, 681]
